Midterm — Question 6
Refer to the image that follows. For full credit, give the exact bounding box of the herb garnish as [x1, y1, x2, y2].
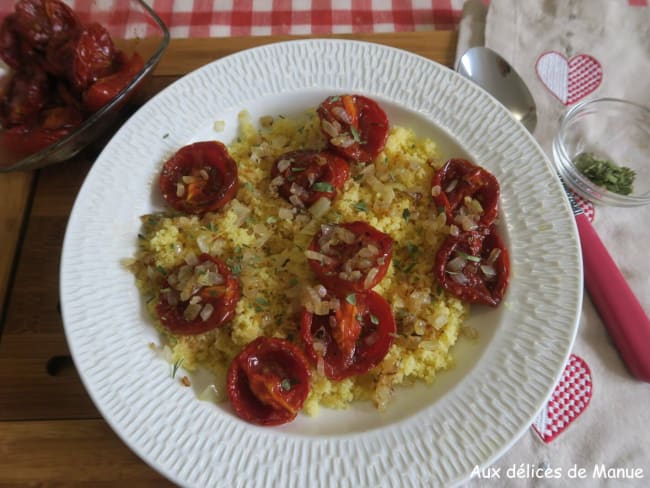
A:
[354, 201, 369, 212]
[312, 182, 334, 192]
[171, 358, 184, 379]
[574, 152, 635, 195]
[346, 294, 357, 305]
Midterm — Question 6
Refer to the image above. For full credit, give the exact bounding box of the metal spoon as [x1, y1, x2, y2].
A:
[457, 45, 650, 382]
[457, 46, 537, 133]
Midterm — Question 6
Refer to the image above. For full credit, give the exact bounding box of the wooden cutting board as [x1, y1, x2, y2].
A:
[0, 31, 456, 485]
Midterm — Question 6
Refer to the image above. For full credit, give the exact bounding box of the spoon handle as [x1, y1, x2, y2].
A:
[575, 212, 650, 382]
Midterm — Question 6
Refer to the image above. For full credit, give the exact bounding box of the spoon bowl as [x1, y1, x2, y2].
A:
[457, 46, 537, 133]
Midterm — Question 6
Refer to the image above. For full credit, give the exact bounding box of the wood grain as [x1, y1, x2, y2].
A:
[0, 172, 33, 321]
[0, 32, 457, 484]
[155, 32, 458, 76]
[0, 419, 172, 485]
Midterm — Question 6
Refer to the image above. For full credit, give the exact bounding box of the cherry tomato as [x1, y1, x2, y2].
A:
[301, 290, 396, 380]
[227, 337, 311, 426]
[82, 52, 144, 112]
[0, 124, 70, 155]
[159, 141, 239, 215]
[67, 22, 116, 90]
[12, 0, 78, 50]
[270, 149, 350, 208]
[431, 158, 500, 227]
[307, 221, 393, 293]
[0, 14, 29, 70]
[434, 225, 510, 306]
[317, 94, 389, 163]
[156, 254, 241, 335]
[3, 66, 51, 126]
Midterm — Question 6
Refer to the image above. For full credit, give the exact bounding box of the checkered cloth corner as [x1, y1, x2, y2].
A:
[532, 354, 593, 444]
[0, 1, 467, 38]
[570, 190, 595, 222]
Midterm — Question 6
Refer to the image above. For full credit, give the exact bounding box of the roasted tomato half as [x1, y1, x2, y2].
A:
[156, 254, 241, 335]
[67, 22, 116, 91]
[82, 52, 144, 112]
[317, 94, 389, 163]
[270, 149, 350, 208]
[159, 141, 239, 215]
[301, 290, 396, 380]
[434, 225, 510, 306]
[227, 337, 311, 426]
[431, 158, 500, 228]
[12, 0, 79, 50]
[307, 221, 393, 293]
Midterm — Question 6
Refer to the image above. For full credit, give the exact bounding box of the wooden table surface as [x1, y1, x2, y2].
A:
[0, 31, 457, 485]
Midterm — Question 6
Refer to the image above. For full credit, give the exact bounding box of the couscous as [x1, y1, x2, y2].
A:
[130, 97, 484, 422]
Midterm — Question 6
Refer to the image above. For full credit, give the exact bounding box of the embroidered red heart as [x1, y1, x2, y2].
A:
[536, 52, 603, 105]
[532, 354, 592, 443]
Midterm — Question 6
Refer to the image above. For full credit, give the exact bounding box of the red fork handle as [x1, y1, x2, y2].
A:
[576, 212, 650, 382]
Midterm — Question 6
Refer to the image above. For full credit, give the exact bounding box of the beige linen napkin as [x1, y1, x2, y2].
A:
[457, 1, 650, 486]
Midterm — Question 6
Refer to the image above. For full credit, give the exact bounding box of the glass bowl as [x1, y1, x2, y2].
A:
[552, 97, 650, 207]
[0, 0, 169, 173]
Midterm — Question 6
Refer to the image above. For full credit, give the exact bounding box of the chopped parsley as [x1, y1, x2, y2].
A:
[402, 208, 411, 221]
[370, 314, 379, 325]
[353, 201, 369, 212]
[281, 378, 294, 391]
[456, 250, 481, 262]
[170, 358, 184, 379]
[574, 152, 635, 195]
[291, 167, 306, 173]
[312, 182, 334, 192]
[345, 293, 357, 305]
[243, 181, 254, 192]
[350, 126, 362, 143]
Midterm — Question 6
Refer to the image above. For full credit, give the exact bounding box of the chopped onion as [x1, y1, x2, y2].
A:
[487, 248, 502, 264]
[289, 195, 305, 208]
[176, 183, 185, 197]
[199, 169, 209, 181]
[196, 234, 211, 253]
[450, 272, 469, 285]
[316, 357, 325, 376]
[332, 106, 352, 124]
[278, 207, 294, 221]
[200, 303, 214, 321]
[321, 119, 340, 138]
[182, 175, 197, 184]
[305, 250, 335, 266]
[309, 197, 331, 219]
[277, 158, 291, 172]
[480, 264, 497, 278]
[431, 185, 441, 197]
[184, 251, 199, 266]
[183, 303, 202, 321]
[270, 175, 285, 188]
[445, 179, 458, 193]
[363, 267, 379, 289]
[446, 256, 466, 272]
[331, 134, 355, 148]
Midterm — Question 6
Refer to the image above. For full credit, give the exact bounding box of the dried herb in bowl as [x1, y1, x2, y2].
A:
[573, 152, 636, 195]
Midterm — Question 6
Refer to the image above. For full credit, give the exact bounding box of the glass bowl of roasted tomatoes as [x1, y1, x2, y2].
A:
[0, 0, 169, 172]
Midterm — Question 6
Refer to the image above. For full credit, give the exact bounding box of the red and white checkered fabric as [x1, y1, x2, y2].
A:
[532, 354, 593, 444]
[0, 0, 466, 37]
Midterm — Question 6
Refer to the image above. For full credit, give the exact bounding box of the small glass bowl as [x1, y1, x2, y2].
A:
[552, 98, 650, 207]
[0, 0, 169, 173]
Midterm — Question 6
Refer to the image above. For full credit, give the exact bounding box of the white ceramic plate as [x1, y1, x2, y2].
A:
[60, 39, 582, 487]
